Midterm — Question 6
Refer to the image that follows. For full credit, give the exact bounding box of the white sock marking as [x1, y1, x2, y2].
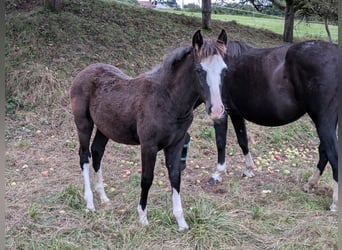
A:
[172, 188, 189, 231]
[304, 168, 321, 193]
[137, 204, 149, 226]
[211, 162, 226, 182]
[243, 153, 255, 177]
[83, 162, 95, 211]
[94, 166, 110, 204]
[330, 180, 338, 211]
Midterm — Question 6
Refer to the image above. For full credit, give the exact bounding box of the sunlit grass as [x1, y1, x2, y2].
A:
[161, 9, 338, 42]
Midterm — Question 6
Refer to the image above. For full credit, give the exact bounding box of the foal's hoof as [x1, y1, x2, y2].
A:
[101, 197, 110, 204]
[85, 207, 96, 212]
[207, 177, 220, 186]
[178, 224, 189, 231]
[303, 183, 314, 193]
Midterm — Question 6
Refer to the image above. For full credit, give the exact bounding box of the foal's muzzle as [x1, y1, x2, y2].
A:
[209, 103, 225, 120]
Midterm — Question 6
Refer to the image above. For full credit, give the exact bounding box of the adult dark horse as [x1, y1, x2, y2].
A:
[206, 40, 338, 211]
[70, 30, 228, 230]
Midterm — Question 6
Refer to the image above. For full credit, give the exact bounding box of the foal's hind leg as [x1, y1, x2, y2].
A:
[230, 114, 255, 178]
[91, 129, 110, 205]
[74, 115, 95, 211]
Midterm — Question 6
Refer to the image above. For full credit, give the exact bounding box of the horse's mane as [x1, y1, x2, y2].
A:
[227, 40, 255, 59]
[197, 39, 227, 60]
[144, 46, 192, 78]
[146, 39, 227, 79]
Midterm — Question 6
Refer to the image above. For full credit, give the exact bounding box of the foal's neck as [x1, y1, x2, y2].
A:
[166, 75, 198, 118]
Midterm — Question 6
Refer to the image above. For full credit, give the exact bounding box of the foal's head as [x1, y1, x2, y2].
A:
[192, 30, 228, 120]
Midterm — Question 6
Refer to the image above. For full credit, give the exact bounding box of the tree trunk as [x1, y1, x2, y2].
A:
[324, 16, 332, 43]
[283, 0, 294, 43]
[202, 0, 211, 29]
[44, 0, 62, 11]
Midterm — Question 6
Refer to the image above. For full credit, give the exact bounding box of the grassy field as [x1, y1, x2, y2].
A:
[161, 9, 338, 42]
[5, 0, 337, 249]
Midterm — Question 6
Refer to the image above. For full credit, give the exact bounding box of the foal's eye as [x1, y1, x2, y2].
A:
[195, 67, 203, 73]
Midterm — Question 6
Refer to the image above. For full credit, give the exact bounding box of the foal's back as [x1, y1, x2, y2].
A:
[70, 63, 161, 145]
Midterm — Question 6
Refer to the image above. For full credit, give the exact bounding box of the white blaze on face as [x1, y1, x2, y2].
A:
[200, 54, 226, 120]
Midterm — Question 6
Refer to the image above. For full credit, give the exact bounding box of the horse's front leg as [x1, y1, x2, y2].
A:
[137, 144, 158, 226]
[208, 114, 228, 185]
[164, 138, 189, 231]
[230, 114, 255, 178]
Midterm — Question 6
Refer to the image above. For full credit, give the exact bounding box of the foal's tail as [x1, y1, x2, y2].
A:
[69, 67, 96, 165]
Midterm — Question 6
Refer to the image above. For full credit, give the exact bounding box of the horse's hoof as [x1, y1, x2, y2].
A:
[85, 207, 95, 212]
[207, 177, 220, 186]
[101, 197, 110, 204]
[178, 225, 189, 231]
[330, 203, 338, 212]
[85, 201, 95, 211]
[303, 184, 314, 193]
[139, 217, 149, 226]
[242, 169, 255, 178]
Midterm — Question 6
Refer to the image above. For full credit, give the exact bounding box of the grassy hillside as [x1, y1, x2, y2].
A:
[5, 0, 337, 249]
[163, 10, 338, 43]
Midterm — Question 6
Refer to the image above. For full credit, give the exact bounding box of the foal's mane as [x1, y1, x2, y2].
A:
[144, 46, 192, 78]
[226, 40, 254, 59]
[197, 39, 227, 60]
[146, 38, 227, 79]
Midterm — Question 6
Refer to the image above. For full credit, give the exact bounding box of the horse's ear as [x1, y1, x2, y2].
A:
[217, 29, 227, 45]
[192, 29, 203, 51]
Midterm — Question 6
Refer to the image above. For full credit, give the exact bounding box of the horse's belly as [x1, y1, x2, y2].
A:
[238, 105, 304, 126]
[90, 110, 140, 145]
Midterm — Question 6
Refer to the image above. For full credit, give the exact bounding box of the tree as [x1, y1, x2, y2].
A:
[297, 0, 338, 42]
[237, 0, 337, 42]
[44, 0, 63, 11]
[282, 0, 294, 42]
[202, 0, 212, 29]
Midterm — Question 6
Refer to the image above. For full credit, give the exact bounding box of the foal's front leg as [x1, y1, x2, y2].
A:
[137, 145, 158, 226]
[209, 114, 228, 185]
[164, 140, 189, 231]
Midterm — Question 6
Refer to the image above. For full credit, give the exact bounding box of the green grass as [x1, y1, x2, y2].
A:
[161, 9, 338, 42]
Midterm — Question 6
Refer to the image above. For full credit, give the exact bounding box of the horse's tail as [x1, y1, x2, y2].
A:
[69, 66, 96, 162]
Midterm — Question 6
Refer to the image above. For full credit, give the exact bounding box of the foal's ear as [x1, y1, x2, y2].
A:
[217, 29, 228, 45]
[192, 29, 203, 51]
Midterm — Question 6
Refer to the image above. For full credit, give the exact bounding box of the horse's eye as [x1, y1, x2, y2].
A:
[195, 67, 203, 73]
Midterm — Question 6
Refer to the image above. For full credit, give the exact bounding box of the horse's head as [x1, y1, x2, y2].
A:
[192, 29, 228, 120]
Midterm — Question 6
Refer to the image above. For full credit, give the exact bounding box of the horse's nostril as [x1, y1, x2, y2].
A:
[220, 105, 225, 114]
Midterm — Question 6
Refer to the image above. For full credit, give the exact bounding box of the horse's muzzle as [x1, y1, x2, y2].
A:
[210, 104, 225, 120]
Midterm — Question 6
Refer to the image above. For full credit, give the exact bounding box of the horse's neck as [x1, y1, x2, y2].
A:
[164, 74, 198, 117]
[227, 41, 254, 59]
